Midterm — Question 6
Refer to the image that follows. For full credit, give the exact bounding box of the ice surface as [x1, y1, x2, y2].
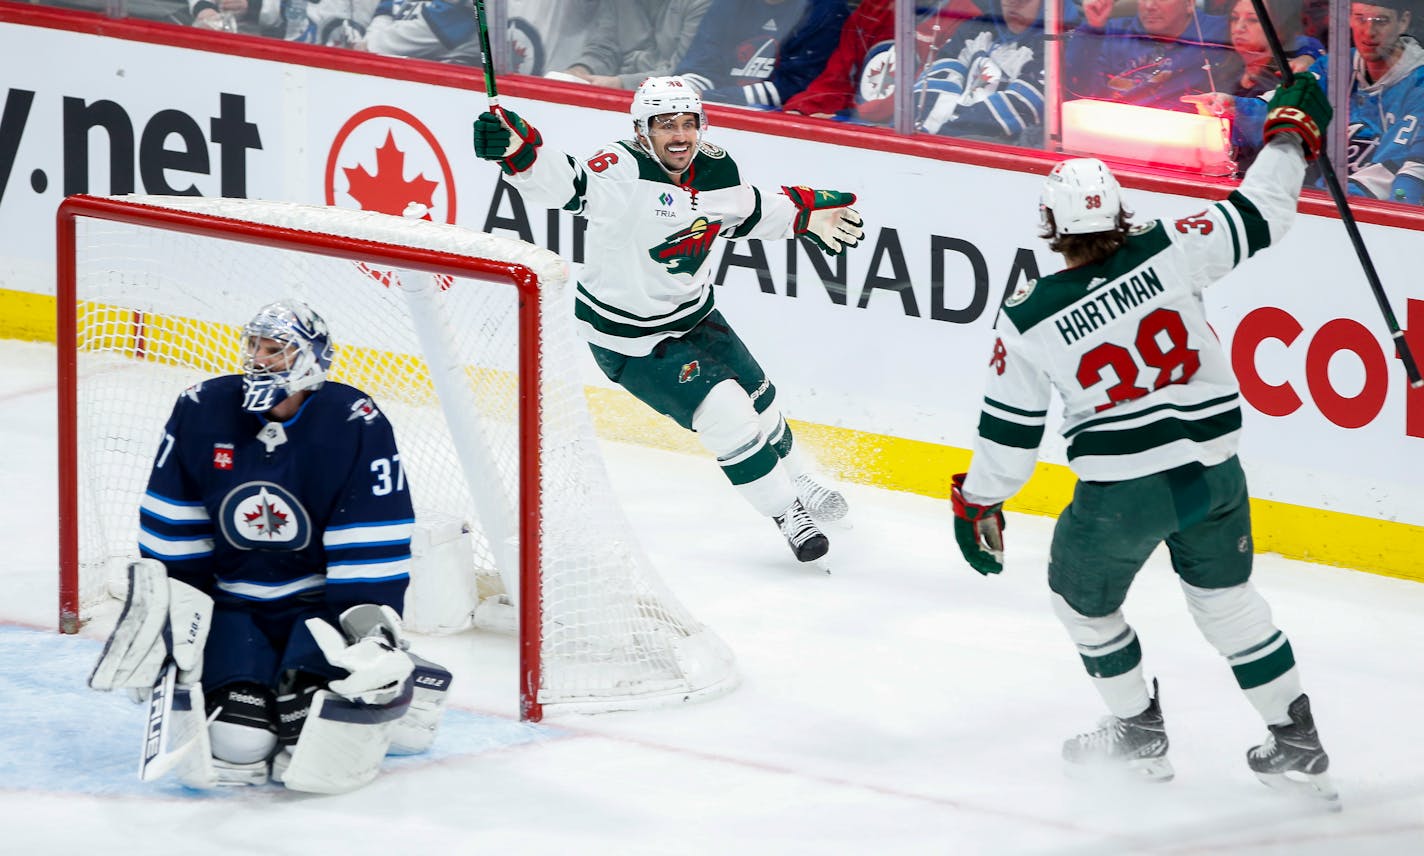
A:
[2, 339, 1420, 854]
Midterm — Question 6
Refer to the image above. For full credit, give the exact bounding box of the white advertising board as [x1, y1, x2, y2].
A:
[1, 13, 1421, 536]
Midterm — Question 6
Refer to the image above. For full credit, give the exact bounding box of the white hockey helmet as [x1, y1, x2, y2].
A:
[1039, 158, 1124, 235]
[240, 298, 335, 413]
[631, 76, 707, 158]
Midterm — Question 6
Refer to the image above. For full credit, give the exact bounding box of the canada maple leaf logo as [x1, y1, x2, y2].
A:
[343, 131, 439, 216]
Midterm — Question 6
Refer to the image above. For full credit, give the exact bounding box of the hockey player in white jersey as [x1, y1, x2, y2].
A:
[472, 76, 863, 566]
[950, 76, 1338, 805]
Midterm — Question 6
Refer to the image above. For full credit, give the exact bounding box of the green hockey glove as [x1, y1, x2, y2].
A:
[951, 472, 1005, 575]
[473, 106, 542, 175]
[1264, 75, 1332, 160]
[782, 185, 865, 255]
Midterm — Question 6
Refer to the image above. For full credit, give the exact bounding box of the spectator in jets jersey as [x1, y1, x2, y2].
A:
[473, 77, 860, 566]
[1308, 0, 1424, 202]
[1065, 0, 1233, 111]
[781, 0, 983, 121]
[89, 300, 449, 793]
[353, 0, 482, 63]
[950, 77, 1339, 804]
[913, 0, 1081, 146]
[674, 0, 851, 109]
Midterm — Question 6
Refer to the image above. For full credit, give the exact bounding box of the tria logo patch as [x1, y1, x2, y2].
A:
[650, 217, 721, 275]
[678, 360, 701, 383]
[213, 443, 234, 470]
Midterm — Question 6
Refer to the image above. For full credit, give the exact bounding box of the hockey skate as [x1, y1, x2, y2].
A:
[775, 499, 830, 568]
[1247, 694, 1340, 809]
[1062, 680, 1173, 782]
[795, 473, 850, 526]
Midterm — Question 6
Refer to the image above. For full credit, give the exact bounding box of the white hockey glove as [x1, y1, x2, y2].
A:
[782, 186, 865, 255]
[307, 615, 414, 707]
[989, 43, 1034, 83]
[957, 30, 995, 68]
[90, 559, 212, 694]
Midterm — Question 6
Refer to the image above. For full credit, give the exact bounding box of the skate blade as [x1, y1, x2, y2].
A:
[1253, 770, 1341, 811]
[1064, 755, 1175, 784]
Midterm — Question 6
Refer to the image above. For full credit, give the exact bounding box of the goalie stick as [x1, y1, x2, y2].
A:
[1246, 0, 1422, 388]
[138, 661, 215, 782]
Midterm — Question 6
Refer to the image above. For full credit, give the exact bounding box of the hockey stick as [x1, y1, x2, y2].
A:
[138, 662, 211, 781]
[472, 0, 499, 108]
[1246, 0, 1422, 388]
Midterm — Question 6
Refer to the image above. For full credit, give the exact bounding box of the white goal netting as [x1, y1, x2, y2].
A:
[59, 195, 737, 719]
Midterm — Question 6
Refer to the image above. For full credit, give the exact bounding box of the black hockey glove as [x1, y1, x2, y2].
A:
[473, 106, 542, 175]
[951, 472, 1005, 575]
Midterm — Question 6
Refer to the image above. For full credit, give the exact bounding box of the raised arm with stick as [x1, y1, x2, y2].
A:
[471, 0, 543, 175]
[1246, 0, 1422, 388]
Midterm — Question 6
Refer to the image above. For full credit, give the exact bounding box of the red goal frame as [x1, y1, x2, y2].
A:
[55, 194, 559, 721]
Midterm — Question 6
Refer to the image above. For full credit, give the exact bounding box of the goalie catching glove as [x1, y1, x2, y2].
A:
[951, 473, 1006, 575]
[473, 106, 542, 175]
[1263, 74, 1332, 160]
[306, 609, 414, 706]
[782, 186, 865, 255]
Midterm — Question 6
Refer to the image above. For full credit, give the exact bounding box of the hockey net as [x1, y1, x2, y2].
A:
[56, 194, 737, 720]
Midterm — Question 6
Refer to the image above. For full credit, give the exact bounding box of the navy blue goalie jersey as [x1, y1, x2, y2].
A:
[137, 375, 414, 616]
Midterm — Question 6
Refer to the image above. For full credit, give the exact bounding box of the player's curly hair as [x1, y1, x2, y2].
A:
[1040, 209, 1134, 265]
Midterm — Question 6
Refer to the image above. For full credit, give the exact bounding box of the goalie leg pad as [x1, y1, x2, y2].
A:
[389, 653, 453, 755]
[279, 682, 413, 794]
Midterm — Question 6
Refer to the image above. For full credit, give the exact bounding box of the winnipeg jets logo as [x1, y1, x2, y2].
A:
[650, 217, 722, 275]
[348, 398, 382, 423]
[218, 481, 312, 551]
[243, 488, 291, 537]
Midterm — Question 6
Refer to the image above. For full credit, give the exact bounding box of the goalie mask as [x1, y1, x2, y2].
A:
[631, 76, 707, 170]
[1039, 158, 1123, 235]
[240, 299, 334, 414]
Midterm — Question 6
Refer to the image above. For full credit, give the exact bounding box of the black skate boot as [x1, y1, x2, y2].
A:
[1247, 694, 1339, 807]
[1062, 679, 1173, 782]
[774, 499, 829, 566]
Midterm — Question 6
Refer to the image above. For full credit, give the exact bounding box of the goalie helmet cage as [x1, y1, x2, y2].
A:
[55, 194, 738, 722]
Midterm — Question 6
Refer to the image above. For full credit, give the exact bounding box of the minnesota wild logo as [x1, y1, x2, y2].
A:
[678, 360, 701, 383]
[650, 217, 722, 275]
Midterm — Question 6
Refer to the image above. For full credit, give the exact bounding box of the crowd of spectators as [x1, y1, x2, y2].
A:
[36, 0, 1424, 205]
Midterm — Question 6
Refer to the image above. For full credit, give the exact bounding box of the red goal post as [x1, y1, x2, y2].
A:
[55, 194, 737, 721]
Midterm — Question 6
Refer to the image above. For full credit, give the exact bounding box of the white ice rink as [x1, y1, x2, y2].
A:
[2, 338, 1421, 855]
